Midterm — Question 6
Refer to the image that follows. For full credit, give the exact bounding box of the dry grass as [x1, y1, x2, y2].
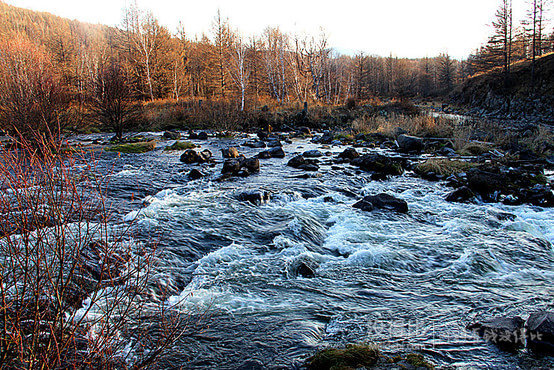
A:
[352, 114, 456, 138]
[458, 142, 493, 156]
[415, 159, 476, 177]
[520, 125, 554, 157]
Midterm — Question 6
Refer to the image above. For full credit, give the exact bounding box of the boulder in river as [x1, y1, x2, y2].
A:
[338, 147, 359, 161]
[180, 149, 213, 164]
[222, 147, 240, 158]
[266, 139, 282, 148]
[445, 186, 475, 203]
[289, 258, 317, 278]
[458, 165, 554, 206]
[163, 130, 181, 140]
[467, 167, 507, 197]
[313, 132, 333, 144]
[257, 146, 285, 159]
[351, 154, 404, 176]
[353, 193, 408, 213]
[222, 157, 260, 177]
[243, 140, 266, 148]
[287, 155, 319, 171]
[296, 262, 315, 278]
[515, 185, 554, 207]
[303, 149, 323, 158]
[188, 169, 204, 180]
[197, 132, 208, 140]
[526, 311, 554, 354]
[396, 134, 424, 153]
[237, 190, 270, 205]
[467, 316, 525, 352]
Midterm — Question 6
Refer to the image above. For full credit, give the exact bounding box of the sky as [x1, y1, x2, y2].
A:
[4, 0, 549, 59]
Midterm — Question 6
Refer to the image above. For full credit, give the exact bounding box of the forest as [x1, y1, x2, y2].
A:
[0, 0, 552, 139]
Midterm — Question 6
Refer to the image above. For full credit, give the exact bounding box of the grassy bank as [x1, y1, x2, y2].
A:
[139, 97, 421, 132]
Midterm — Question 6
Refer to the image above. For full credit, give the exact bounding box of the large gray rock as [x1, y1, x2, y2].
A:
[527, 311, 554, 354]
[397, 134, 424, 153]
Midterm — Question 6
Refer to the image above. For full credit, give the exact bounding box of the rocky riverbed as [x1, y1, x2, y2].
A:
[65, 129, 554, 368]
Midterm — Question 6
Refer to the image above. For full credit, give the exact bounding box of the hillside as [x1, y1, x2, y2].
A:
[0, 1, 115, 48]
[453, 53, 554, 122]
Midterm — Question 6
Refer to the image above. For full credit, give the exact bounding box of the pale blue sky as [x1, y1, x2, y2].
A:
[5, 0, 551, 59]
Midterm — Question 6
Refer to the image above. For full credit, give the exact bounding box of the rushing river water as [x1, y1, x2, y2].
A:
[76, 133, 554, 369]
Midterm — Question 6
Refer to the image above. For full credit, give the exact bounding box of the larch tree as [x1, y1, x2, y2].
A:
[492, 0, 514, 75]
[353, 52, 369, 99]
[211, 10, 231, 98]
[524, 0, 551, 91]
[438, 52, 455, 91]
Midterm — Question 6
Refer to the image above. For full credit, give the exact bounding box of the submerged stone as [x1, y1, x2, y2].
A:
[467, 316, 525, 352]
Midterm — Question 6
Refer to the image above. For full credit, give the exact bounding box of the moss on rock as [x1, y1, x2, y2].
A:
[105, 140, 156, 154]
[164, 141, 196, 151]
[306, 344, 379, 370]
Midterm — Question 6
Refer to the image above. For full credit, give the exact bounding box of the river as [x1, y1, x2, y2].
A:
[75, 132, 554, 369]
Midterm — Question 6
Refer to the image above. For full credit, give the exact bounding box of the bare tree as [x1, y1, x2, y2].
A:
[0, 39, 70, 142]
[227, 30, 250, 111]
[492, 0, 514, 75]
[524, 0, 551, 90]
[262, 27, 289, 104]
[93, 57, 142, 141]
[123, 1, 171, 101]
[0, 136, 186, 368]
